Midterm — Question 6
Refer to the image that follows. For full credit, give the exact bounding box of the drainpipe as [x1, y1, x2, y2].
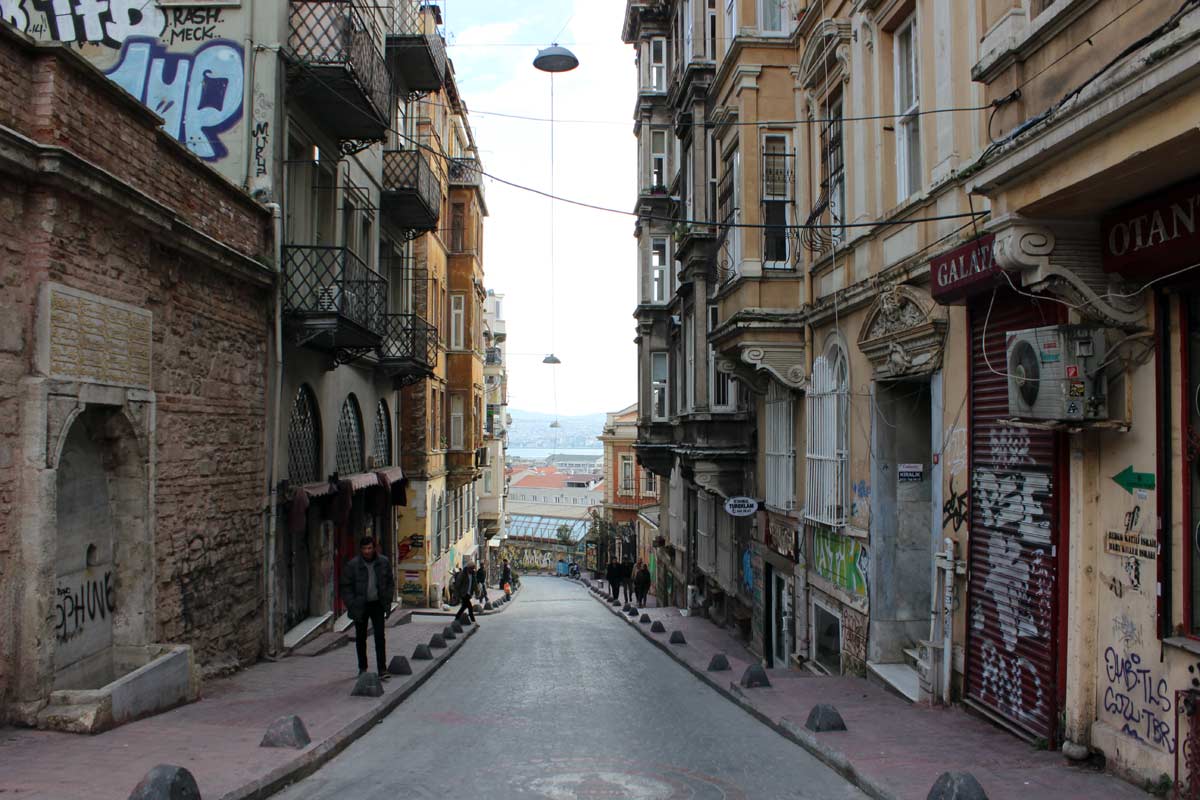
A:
[264, 202, 285, 656]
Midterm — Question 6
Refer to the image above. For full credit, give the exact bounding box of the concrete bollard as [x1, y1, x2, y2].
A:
[429, 634, 447, 649]
[926, 772, 988, 800]
[625, 607, 638, 616]
[128, 764, 201, 800]
[451, 621, 464, 633]
[412, 644, 434, 660]
[622, 603, 632, 612]
[387, 656, 412, 675]
[650, 621, 666, 633]
[484, 601, 494, 610]
[639, 614, 652, 624]
[669, 631, 687, 645]
[707, 654, 731, 671]
[351, 671, 384, 697]
[442, 626, 457, 640]
[739, 664, 771, 688]
[804, 704, 847, 732]
[260, 715, 311, 749]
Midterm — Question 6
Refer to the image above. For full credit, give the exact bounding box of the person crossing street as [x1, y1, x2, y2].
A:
[455, 562, 479, 624]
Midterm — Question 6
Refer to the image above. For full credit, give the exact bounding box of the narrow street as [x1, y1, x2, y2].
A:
[273, 577, 865, 800]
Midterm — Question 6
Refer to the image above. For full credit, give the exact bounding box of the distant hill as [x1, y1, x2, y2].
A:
[507, 409, 607, 449]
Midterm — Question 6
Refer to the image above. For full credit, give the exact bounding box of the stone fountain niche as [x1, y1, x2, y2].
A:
[32, 404, 197, 733]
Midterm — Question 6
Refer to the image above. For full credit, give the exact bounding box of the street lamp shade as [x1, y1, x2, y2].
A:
[533, 44, 579, 73]
[542, 353, 562, 365]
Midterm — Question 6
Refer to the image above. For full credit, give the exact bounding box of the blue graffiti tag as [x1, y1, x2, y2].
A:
[105, 36, 243, 161]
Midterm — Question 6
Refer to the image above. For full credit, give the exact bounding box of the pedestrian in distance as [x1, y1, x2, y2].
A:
[605, 560, 619, 599]
[634, 561, 651, 607]
[621, 559, 635, 603]
[477, 563, 489, 603]
[454, 562, 478, 624]
[501, 559, 513, 599]
[339, 536, 395, 679]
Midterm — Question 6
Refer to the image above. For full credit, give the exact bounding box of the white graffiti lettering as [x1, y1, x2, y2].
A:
[975, 469, 1051, 544]
[988, 427, 1033, 469]
[982, 535, 1040, 651]
[31, 0, 164, 47]
[1, 0, 28, 30]
[980, 640, 1044, 721]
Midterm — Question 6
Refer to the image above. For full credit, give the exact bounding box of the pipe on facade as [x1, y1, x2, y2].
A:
[1157, 291, 1173, 639]
[264, 201, 285, 656]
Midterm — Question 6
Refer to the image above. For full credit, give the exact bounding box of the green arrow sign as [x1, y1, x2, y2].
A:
[1112, 466, 1155, 494]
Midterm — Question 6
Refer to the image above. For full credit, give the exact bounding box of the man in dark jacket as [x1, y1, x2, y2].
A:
[501, 559, 513, 598]
[634, 562, 652, 607]
[339, 536, 395, 677]
[621, 559, 635, 603]
[454, 562, 478, 624]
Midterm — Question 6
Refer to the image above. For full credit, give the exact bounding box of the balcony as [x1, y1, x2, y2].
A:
[382, 149, 441, 232]
[386, 0, 447, 93]
[377, 313, 438, 384]
[287, 0, 391, 142]
[448, 157, 483, 188]
[283, 245, 387, 360]
[484, 347, 502, 366]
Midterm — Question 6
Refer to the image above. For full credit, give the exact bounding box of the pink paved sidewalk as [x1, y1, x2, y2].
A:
[588, 587, 1146, 800]
[0, 595, 519, 800]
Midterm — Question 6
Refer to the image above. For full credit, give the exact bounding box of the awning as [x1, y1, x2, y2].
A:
[288, 481, 337, 534]
[374, 467, 407, 506]
[343, 472, 379, 492]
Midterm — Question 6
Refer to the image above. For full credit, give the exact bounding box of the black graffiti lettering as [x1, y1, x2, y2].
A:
[253, 121, 269, 177]
[943, 478, 968, 532]
[53, 571, 116, 643]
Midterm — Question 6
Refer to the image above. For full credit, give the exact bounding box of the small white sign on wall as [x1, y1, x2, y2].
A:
[724, 496, 758, 517]
[898, 463, 924, 483]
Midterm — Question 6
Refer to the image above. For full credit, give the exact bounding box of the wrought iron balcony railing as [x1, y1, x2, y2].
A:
[378, 313, 438, 382]
[287, 0, 391, 142]
[762, 150, 795, 202]
[386, 0, 447, 93]
[382, 149, 442, 231]
[448, 157, 483, 188]
[283, 245, 387, 342]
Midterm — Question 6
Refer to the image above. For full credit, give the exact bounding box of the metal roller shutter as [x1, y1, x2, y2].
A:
[965, 289, 1064, 742]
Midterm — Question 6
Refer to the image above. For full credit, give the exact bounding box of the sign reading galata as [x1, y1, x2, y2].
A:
[929, 233, 999, 304]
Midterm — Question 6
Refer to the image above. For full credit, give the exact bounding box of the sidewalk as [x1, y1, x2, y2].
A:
[0, 591, 520, 800]
[586, 586, 1147, 800]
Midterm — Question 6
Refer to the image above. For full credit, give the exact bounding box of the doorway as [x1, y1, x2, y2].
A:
[869, 379, 933, 670]
[773, 571, 792, 667]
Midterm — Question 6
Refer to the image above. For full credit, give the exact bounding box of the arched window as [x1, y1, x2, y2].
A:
[805, 340, 849, 527]
[287, 385, 322, 485]
[374, 399, 392, 467]
[335, 394, 364, 476]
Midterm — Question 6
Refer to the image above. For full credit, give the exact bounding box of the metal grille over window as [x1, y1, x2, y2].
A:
[374, 400, 391, 467]
[287, 385, 322, 485]
[766, 381, 796, 510]
[803, 94, 844, 254]
[697, 491, 716, 574]
[335, 394, 365, 476]
[805, 350, 848, 526]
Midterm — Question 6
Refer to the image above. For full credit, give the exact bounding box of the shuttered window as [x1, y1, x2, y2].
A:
[805, 348, 848, 526]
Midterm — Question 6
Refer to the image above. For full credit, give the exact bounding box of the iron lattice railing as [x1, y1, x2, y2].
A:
[378, 313, 438, 370]
[448, 157, 483, 188]
[383, 149, 442, 210]
[288, 0, 391, 123]
[385, 0, 447, 89]
[283, 245, 387, 332]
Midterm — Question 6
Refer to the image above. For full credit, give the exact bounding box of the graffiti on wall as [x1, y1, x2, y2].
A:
[1103, 646, 1175, 753]
[498, 541, 579, 572]
[30, 0, 165, 47]
[978, 640, 1045, 722]
[942, 477, 968, 532]
[841, 605, 867, 676]
[813, 528, 868, 603]
[55, 570, 116, 642]
[396, 533, 425, 563]
[105, 37, 243, 161]
[850, 480, 870, 524]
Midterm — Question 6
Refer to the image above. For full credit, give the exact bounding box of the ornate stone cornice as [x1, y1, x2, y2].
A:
[857, 284, 947, 380]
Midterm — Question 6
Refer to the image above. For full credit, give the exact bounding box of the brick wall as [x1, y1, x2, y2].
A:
[0, 28, 273, 707]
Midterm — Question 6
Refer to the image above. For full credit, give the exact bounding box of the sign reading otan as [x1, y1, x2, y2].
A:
[724, 496, 758, 517]
[930, 233, 999, 304]
[1102, 177, 1200, 278]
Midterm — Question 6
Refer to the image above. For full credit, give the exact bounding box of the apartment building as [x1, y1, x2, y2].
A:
[626, 0, 1200, 784]
[479, 291, 510, 563]
[598, 404, 660, 565]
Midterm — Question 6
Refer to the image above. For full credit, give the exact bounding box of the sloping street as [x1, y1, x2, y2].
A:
[273, 577, 865, 800]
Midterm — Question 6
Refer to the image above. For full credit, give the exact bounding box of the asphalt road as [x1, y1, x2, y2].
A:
[273, 576, 866, 800]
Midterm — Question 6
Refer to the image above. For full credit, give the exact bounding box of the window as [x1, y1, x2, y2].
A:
[719, 144, 741, 276]
[894, 14, 921, 201]
[709, 306, 736, 411]
[450, 395, 464, 450]
[374, 400, 392, 467]
[760, 0, 784, 34]
[484, 467, 493, 495]
[620, 455, 635, 493]
[650, 37, 667, 91]
[451, 202, 466, 251]
[684, 145, 695, 222]
[335, 394, 364, 476]
[762, 134, 792, 269]
[765, 382, 795, 511]
[681, 0, 694, 62]
[451, 294, 465, 349]
[805, 344, 849, 527]
[431, 278, 441, 342]
[651, 352, 670, 420]
[287, 385, 321, 484]
[642, 469, 657, 496]
[707, 131, 719, 223]
[651, 238, 669, 303]
[684, 311, 696, 413]
[706, 0, 718, 59]
[724, 0, 737, 55]
[651, 130, 668, 190]
[697, 491, 716, 573]
[820, 93, 846, 247]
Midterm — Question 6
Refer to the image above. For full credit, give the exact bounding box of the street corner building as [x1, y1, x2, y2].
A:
[622, 0, 1200, 789]
[0, 25, 273, 730]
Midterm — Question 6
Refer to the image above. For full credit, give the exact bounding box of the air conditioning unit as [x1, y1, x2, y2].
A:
[1006, 325, 1110, 422]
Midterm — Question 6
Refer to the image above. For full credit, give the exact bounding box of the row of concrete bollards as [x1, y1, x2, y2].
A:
[592, 583, 989, 800]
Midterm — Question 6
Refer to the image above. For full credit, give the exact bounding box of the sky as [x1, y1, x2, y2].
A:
[442, 1, 638, 417]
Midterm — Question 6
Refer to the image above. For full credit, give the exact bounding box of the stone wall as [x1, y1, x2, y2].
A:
[0, 27, 273, 717]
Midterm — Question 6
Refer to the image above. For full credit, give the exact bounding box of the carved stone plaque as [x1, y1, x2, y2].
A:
[41, 283, 152, 389]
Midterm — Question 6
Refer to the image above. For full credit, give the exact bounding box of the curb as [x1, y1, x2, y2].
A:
[589, 592, 899, 800]
[217, 623, 479, 800]
[410, 584, 523, 620]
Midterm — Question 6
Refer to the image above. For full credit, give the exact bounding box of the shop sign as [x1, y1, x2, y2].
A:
[768, 520, 796, 560]
[724, 496, 758, 517]
[1102, 176, 1200, 278]
[930, 233, 1000, 304]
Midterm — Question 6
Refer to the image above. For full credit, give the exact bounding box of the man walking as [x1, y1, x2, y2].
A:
[477, 562, 489, 603]
[501, 559, 513, 599]
[621, 559, 635, 603]
[634, 561, 651, 607]
[454, 562, 478, 624]
[339, 536, 395, 678]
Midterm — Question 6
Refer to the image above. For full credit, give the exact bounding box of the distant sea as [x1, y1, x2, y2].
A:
[508, 448, 604, 461]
